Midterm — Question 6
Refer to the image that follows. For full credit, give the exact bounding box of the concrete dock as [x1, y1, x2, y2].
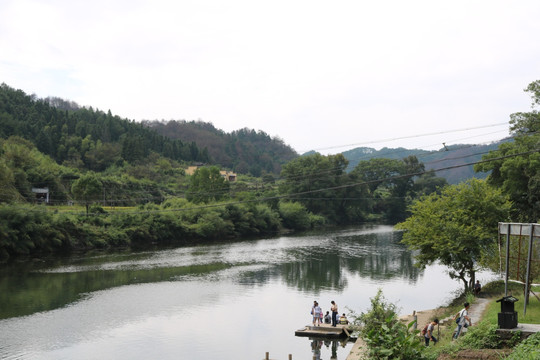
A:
[496, 323, 540, 341]
[295, 323, 353, 339]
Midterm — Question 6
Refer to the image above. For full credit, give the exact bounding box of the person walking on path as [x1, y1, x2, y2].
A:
[312, 301, 322, 326]
[424, 319, 439, 346]
[330, 300, 338, 327]
[453, 302, 472, 339]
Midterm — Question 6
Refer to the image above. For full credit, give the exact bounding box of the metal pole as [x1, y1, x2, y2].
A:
[523, 224, 535, 316]
[505, 223, 511, 297]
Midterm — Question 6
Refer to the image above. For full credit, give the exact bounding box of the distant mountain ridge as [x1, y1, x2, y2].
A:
[339, 140, 510, 184]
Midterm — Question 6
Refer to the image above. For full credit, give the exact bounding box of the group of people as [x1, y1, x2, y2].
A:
[311, 300, 348, 327]
[423, 302, 472, 346]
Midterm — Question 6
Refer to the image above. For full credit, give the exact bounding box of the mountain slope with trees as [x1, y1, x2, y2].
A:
[341, 141, 509, 184]
[143, 120, 298, 176]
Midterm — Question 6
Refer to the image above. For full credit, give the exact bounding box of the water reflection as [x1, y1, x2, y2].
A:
[0, 225, 420, 320]
[309, 339, 348, 360]
[0, 225, 479, 360]
[256, 229, 419, 291]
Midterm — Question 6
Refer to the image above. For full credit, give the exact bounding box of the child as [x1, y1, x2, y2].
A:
[424, 319, 439, 346]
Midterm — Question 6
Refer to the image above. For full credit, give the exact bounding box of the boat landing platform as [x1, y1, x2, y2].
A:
[295, 324, 352, 339]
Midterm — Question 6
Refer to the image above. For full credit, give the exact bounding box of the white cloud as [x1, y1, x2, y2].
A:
[1, 0, 538, 153]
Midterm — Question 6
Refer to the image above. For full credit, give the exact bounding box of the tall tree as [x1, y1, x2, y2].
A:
[279, 153, 350, 223]
[186, 166, 230, 203]
[71, 173, 103, 214]
[351, 156, 427, 223]
[475, 80, 540, 222]
[396, 179, 511, 291]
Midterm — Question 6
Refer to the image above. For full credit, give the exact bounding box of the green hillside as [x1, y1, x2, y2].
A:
[143, 120, 298, 176]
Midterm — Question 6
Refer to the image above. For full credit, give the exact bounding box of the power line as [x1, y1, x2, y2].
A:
[21, 147, 536, 216]
[306, 122, 510, 152]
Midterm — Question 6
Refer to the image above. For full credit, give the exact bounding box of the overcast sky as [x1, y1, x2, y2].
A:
[1, 0, 539, 154]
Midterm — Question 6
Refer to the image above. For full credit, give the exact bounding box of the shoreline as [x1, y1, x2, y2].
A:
[346, 297, 491, 360]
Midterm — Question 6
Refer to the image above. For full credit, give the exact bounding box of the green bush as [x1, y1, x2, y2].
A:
[457, 320, 501, 349]
[505, 332, 540, 360]
[278, 201, 312, 230]
[357, 289, 425, 359]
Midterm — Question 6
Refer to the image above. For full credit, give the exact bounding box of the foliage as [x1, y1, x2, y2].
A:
[474, 79, 540, 222]
[505, 332, 540, 360]
[144, 120, 298, 176]
[71, 173, 103, 215]
[456, 320, 501, 349]
[489, 233, 540, 300]
[349, 156, 447, 223]
[0, 83, 208, 170]
[0, 136, 73, 204]
[186, 166, 230, 203]
[278, 201, 314, 230]
[482, 283, 540, 326]
[354, 289, 425, 359]
[396, 179, 512, 291]
[351, 156, 427, 223]
[0, 204, 63, 260]
[279, 153, 354, 223]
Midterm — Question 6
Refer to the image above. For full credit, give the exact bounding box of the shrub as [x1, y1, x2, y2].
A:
[278, 201, 312, 230]
[505, 332, 540, 360]
[357, 289, 425, 359]
[457, 320, 501, 349]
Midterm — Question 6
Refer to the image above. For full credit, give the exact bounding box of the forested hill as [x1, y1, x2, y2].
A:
[143, 120, 298, 176]
[341, 140, 510, 184]
[0, 84, 297, 176]
[0, 83, 210, 170]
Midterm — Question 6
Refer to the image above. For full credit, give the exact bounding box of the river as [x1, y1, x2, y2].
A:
[0, 225, 495, 359]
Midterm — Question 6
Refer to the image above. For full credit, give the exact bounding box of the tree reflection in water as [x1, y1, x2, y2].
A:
[238, 228, 420, 292]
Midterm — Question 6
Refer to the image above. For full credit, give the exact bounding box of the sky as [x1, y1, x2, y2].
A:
[1, 0, 539, 155]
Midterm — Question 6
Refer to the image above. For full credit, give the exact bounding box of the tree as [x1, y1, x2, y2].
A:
[186, 166, 229, 203]
[351, 156, 429, 223]
[279, 153, 350, 223]
[396, 179, 511, 291]
[475, 80, 540, 222]
[71, 173, 103, 214]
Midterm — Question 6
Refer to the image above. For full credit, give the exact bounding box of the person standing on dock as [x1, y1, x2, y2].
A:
[312, 301, 322, 326]
[330, 300, 338, 327]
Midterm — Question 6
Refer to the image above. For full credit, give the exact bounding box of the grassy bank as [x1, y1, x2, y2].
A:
[421, 280, 540, 360]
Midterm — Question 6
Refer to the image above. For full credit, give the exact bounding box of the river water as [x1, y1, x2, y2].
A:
[0, 225, 495, 360]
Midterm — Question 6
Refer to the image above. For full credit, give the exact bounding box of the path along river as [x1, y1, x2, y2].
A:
[0, 225, 496, 360]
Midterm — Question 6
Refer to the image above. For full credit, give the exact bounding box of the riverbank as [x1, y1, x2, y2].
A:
[346, 297, 491, 360]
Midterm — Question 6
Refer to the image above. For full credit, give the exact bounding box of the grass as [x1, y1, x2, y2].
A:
[483, 284, 540, 326]
[421, 281, 540, 359]
[48, 205, 136, 213]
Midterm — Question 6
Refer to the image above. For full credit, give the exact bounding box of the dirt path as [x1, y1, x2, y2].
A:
[346, 297, 491, 360]
[399, 297, 491, 329]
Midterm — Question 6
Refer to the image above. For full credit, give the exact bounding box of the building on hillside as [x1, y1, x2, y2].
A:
[32, 187, 49, 204]
[220, 170, 237, 182]
[185, 166, 199, 176]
